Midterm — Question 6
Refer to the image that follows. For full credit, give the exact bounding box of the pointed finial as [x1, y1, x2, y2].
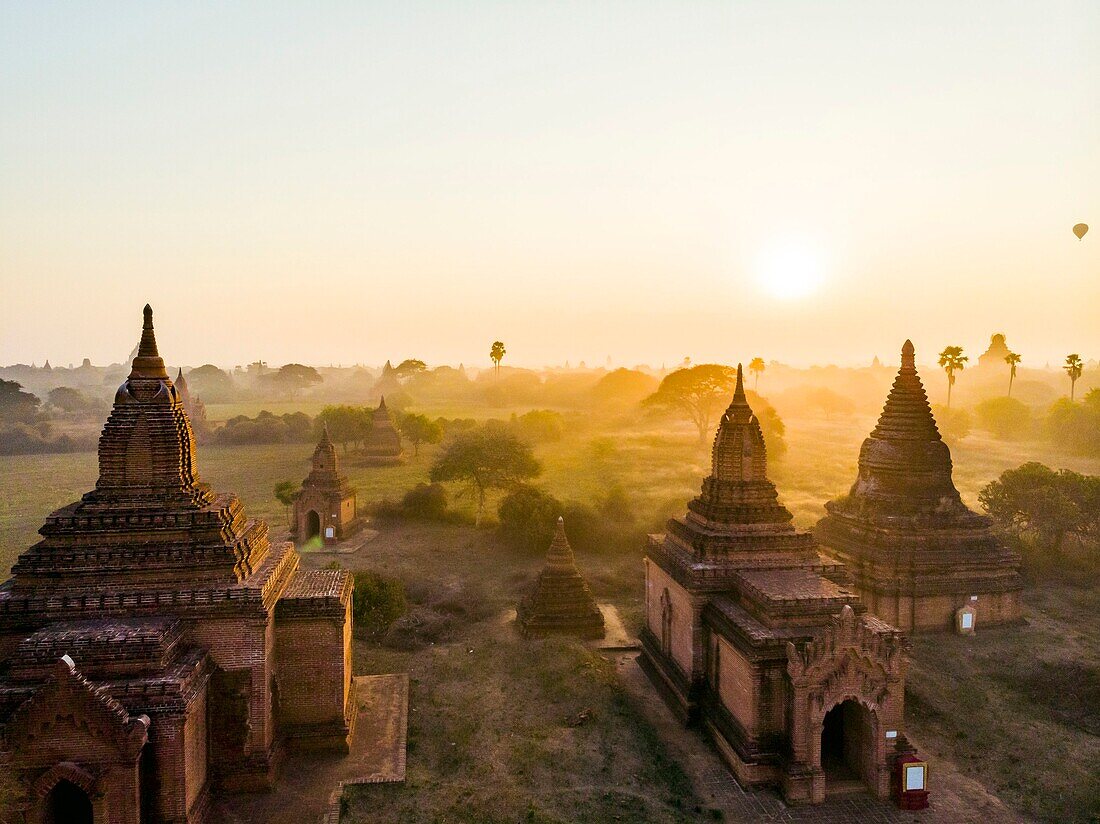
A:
[128, 304, 169, 379]
[378, 395, 387, 409]
[176, 367, 183, 379]
[320, 421, 332, 444]
[901, 339, 915, 370]
[732, 363, 747, 404]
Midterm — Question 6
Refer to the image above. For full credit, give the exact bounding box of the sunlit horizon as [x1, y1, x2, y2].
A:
[2, 2, 1098, 369]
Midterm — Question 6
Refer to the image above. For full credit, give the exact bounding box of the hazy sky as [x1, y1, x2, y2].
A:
[1, 1, 1097, 369]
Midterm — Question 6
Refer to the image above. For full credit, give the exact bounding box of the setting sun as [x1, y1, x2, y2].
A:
[755, 242, 827, 300]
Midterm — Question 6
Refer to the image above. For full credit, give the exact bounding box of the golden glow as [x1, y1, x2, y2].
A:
[755, 242, 826, 301]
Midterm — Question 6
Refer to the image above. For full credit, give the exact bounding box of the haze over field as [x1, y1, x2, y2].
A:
[2, 1, 1098, 368]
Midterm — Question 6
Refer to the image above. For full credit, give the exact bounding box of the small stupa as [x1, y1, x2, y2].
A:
[518, 517, 605, 639]
[360, 396, 404, 465]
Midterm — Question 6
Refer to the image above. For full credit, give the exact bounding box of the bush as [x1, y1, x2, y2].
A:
[213, 410, 314, 445]
[498, 486, 563, 552]
[0, 422, 84, 455]
[401, 483, 449, 519]
[975, 397, 1033, 440]
[932, 404, 970, 444]
[350, 571, 407, 638]
[1044, 392, 1100, 456]
[511, 409, 565, 443]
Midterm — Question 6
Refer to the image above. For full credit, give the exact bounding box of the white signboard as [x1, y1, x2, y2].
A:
[905, 764, 926, 791]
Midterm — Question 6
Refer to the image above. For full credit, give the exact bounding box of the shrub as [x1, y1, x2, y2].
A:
[401, 483, 449, 519]
[350, 571, 407, 638]
[932, 404, 970, 444]
[498, 486, 563, 552]
[511, 409, 565, 443]
[975, 397, 1033, 440]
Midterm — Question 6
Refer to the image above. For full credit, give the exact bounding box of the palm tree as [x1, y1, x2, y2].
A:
[748, 357, 766, 391]
[938, 346, 968, 408]
[1064, 354, 1084, 400]
[490, 341, 506, 377]
[1005, 351, 1021, 397]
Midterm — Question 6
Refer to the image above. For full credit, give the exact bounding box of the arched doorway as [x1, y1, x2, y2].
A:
[820, 700, 875, 795]
[306, 510, 321, 540]
[44, 779, 93, 824]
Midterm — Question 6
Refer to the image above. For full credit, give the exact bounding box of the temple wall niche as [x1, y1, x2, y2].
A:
[646, 564, 695, 678]
[715, 637, 757, 735]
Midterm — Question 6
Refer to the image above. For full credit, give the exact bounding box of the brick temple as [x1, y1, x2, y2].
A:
[174, 367, 211, 442]
[517, 517, 605, 640]
[0, 307, 357, 824]
[641, 366, 910, 805]
[291, 424, 362, 546]
[360, 396, 403, 465]
[816, 341, 1023, 632]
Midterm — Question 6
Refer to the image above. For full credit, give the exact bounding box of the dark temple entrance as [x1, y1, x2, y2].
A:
[45, 779, 93, 824]
[306, 510, 321, 540]
[820, 700, 874, 794]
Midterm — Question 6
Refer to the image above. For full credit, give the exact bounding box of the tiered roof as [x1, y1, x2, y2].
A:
[661, 365, 818, 571]
[2, 306, 288, 609]
[302, 424, 351, 492]
[827, 341, 972, 521]
[518, 518, 604, 639]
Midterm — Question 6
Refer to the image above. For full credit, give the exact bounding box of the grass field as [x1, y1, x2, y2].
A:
[2, 405, 1098, 822]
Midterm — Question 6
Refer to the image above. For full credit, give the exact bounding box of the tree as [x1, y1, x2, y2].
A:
[974, 397, 1032, 440]
[47, 386, 95, 413]
[429, 425, 541, 526]
[642, 364, 737, 444]
[316, 405, 372, 452]
[490, 341, 506, 376]
[979, 463, 1099, 557]
[937, 346, 968, 408]
[1064, 354, 1084, 401]
[186, 364, 236, 401]
[1005, 351, 1021, 397]
[274, 481, 298, 526]
[398, 412, 443, 457]
[590, 368, 658, 409]
[748, 357, 766, 391]
[267, 363, 322, 396]
[393, 359, 428, 380]
[0, 379, 40, 424]
[497, 486, 563, 552]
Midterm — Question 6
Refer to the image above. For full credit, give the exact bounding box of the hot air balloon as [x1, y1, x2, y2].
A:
[1073, 223, 1088, 240]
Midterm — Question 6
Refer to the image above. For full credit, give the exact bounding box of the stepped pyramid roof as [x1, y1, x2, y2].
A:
[518, 518, 604, 639]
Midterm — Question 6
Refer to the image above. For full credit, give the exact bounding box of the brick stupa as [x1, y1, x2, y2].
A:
[517, 517, 605, 639]
[641, 365, 909, 804]
[292, 423, 361, 545]
[816, 340, 1023, 632]
[360, 396, 404, 465]
[0, 306, 358, 823]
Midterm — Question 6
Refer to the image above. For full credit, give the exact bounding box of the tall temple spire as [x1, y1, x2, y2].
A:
[546, 516, 577, 573]
[901, 339, 916, 370]
[128, 304, 169, 380]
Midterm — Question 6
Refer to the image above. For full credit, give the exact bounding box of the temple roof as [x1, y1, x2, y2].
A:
[831, 340, 968, 518]
[6, 306, 278, 597]
[683, 364, 795, 529]
[302, 423, 348, 490]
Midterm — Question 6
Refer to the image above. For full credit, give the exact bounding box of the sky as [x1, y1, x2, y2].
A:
[1, 1, 1098, 370]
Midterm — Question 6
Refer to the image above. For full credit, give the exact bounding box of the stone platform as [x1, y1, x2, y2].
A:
[213, 674, 408, 824]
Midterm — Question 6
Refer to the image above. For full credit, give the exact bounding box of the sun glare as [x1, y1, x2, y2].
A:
[754, 242, 826, 300]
